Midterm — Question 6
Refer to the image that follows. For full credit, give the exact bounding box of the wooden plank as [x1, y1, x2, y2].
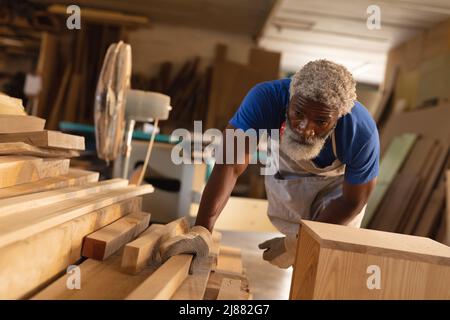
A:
[0, 142, 79, 158]
[0, 184, 153, 248]
[0, 168, 98, 199]
[171, 256, 212, 300]
[204, 270, 249, 300]
[0, 156, 70, 188]
[121, 217, 189, 274]
[216, 278, 245, 300]
[125, 255, 193, 300]
[0, 130, 85, 151]
[82, 212, 151, 260]
[1, 198, 141, 299]
[216, 246, 244, 276]
[0, 179, 128, 217]
[32, 251, 153, 300]
[414, 181, 446, 237]
[0, 115, 45, 133]
[402, 145, 448, 234]
[361, 133, 418, 227]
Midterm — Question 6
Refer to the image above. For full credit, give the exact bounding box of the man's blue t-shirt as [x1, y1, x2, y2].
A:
[229, 78, 380, 185]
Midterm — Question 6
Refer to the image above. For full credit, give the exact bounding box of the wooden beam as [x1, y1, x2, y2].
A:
[1, 198, 141, 299]
[0, 156, 70, 188]
[0, 185, 154, 248]
[217, 278, 245, 300]
[121, 217, 189, 274]
[0, 130, 85, 151]
[0, 142, 80, 158]
[0, 179, 128, 217]
[171, 257, 212, 300]
[216, 246, 244, 276]
[0, 115, 45, 133]
[82, 212, 151, 260]
[0, 168, 98, 199]
[125, 255, 193, 300]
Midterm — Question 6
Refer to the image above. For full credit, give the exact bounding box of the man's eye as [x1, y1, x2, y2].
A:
[319, 121, 328, 126]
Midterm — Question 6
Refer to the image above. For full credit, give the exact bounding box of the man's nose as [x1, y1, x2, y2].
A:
[296, 119, 315, 138]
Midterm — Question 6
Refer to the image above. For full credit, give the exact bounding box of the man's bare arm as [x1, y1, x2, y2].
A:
[194, 124, 253, 231]
[315, 178, 377, 225]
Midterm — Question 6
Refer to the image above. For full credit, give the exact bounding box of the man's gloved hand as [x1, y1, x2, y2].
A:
[258, 234, 297, 269]
[159, 225, 212, 274]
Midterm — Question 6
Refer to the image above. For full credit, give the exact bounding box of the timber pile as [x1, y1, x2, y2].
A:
[362, 105, 450, 245]
[0, 112, 154, 299]
[31, 217, 252, 300]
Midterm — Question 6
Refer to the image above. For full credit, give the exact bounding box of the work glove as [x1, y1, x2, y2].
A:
[258, 234, 297, 269]
[159, 225, 212, 274]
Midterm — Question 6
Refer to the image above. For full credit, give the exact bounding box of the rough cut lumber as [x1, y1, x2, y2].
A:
[0, 115, 45, 133]
[216, 246, 244, 276]
[204, 270, 250, 300]
[0, 168, 98, 199]
[290, 220, 450, 299]
[0, 156, 70, 188]
[0, 198, 141, 299]
[32, 251, 153, 300]
[171, 256, 212, 300]
[362, 133, 417, 227]
[160, 225, 212, 273]
[0, 184, 153, 248]
[125, 254, 193, 300]
[82, 212, 151, 260]
[121, 217, 190, 274]
[217, 278, 245, 300]
[0, 179, 128, 218]
[0, 142, 80, 158]
[0, 93, 26, 115]
[0, 130, 85, 151]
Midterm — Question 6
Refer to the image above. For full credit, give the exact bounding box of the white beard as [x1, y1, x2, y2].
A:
[280, 122, 329, 161]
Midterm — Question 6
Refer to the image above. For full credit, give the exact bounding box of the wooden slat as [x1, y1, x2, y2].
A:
[82, 212, 151, 260]
[0, 115, 45, 133]
[0, 168, 98, 199]
[121, 217, 189, 274]
[0, 156, 70, 188]
[216, 246, 244, 276]
[217, 278, 245, 300]
[0, 179, 128, 217]
[414, 181, 446, 237]
[32, 252, 153, 300]
[0, 185, 153, 248]
[0, 142, 79, 158]
[1, 198, 141, 299]
[0, 130, 85, 151]
[171, 256, 212, 300]
[362, 133, 418, 227]
[125, 255, 193, 300]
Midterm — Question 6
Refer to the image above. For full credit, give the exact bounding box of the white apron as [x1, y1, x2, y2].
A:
[265, 131, 366, 236]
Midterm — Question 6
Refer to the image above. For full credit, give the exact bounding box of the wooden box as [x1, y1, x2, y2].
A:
[290, 220, 450, 299]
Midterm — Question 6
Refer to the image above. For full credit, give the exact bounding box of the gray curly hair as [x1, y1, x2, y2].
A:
[289, 59, 356, 117]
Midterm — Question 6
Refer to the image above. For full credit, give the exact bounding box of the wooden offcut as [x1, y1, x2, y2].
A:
[82, 212, 151, 260]
[121, 217, 189, 274]
[0, 130, 85, 151]
[0, 184, 153, 248]
[216, 246, 244, 276]
[1, 198, 142, 299]
[0, 168, 98, 200]
[0, 179, 128, 218]
[125, 255, 193, 300]
[216, 278, 245, 300]
[0, 156, 70, 188]
[290, 220, 450, 299]
[0, 142, 80, 158]
[0, 115, 45, 133]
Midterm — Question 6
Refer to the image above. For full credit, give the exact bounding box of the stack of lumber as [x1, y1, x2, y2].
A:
[31, 217, 252, 300]
[362, 105, 450, 245]
[0, 113, 154, 299]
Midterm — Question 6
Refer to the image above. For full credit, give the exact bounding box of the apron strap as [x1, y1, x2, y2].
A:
[331, 131, 338, 159]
